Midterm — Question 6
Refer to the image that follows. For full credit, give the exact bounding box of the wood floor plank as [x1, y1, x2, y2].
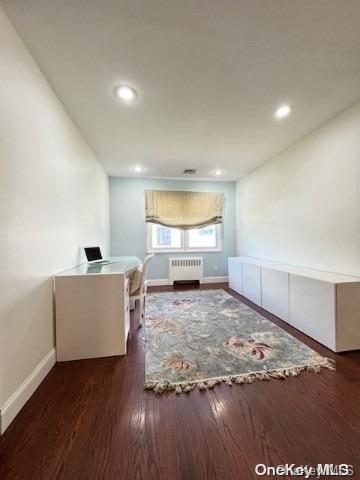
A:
[0, 283, 359, 480]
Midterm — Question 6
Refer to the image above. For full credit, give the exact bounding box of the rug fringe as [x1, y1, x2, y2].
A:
[144, 358, 335, 394]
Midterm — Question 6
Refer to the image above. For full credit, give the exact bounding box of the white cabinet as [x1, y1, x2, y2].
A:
[242, 262, 261, 306]
[261, 267, 289, 322]
[228, 256, 360, 352]
[228, 257, 243, 294]
[289, 275, 336, 350]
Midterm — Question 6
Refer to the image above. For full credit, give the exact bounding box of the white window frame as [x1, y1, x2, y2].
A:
[147, 223, 222, 253]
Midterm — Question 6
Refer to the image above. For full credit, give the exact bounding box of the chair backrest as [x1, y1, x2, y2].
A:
[139, 254, 154, 291]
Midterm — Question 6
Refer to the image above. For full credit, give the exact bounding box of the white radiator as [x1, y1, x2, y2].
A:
[169, 257, 203, 284]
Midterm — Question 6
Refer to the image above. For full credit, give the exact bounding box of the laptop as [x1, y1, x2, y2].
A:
[84, 246, 112, 265]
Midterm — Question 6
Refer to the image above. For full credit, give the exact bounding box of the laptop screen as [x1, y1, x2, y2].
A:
[84, 246, 102, 262]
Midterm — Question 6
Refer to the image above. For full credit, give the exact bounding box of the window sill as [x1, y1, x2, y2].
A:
[147, 249, 222, 254]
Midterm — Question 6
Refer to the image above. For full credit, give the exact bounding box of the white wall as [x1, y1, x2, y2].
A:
[0, 7, 109, 431]
[236, 100, 360, 276]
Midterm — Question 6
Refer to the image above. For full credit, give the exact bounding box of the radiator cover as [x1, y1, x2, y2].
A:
[169, 257, 203, 284]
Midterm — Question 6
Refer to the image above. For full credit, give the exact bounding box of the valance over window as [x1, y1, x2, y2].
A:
[145, 190, 224, 229]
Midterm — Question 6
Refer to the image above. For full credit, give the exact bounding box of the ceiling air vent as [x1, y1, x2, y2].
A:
[183, 169, 197, 175]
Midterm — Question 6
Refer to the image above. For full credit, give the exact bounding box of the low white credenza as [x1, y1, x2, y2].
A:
[55, 256, 140, 361]
[228, 257, 360, 352]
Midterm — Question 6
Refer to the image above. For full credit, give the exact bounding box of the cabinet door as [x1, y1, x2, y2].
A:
[289, 274, 336, 350]
[228, 257, 243, 294]
[242, 262, 261, 306]
[336, 283, 360, 352]
[261, 267, 289, 321]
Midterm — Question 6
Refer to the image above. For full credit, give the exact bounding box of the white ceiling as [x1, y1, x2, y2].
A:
[2, 0, 360, 181]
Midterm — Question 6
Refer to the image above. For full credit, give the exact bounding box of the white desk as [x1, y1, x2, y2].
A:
[55, 256, 140, 361]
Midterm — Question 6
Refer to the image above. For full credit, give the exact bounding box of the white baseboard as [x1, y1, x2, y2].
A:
[148, 276, 228, 287]
[0, 348, 56, 434]
[148, 278, 170, 286]
[202, 276, 229, 284]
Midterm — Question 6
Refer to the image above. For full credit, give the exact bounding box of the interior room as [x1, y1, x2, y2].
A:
[0, 1, 359, 479]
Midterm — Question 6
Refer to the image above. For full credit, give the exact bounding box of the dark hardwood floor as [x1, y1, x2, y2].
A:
[0, 283, 359, 480]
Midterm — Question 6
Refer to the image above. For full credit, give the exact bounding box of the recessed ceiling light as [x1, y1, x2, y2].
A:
[114, 85, 138, 103]
[132, 165, 145, 173]
[274, 104, 291, 120]
[213, 169, 224, 176]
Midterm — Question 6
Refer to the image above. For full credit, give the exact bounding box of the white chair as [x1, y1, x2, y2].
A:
[129, 254, 154, 327]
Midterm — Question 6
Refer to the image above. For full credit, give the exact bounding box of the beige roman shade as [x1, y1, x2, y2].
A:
[145, 190, 224, 229]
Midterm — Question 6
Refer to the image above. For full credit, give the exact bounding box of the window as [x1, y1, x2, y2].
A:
[147, 224, 221, 252]
[187, 226, 218, 249]
[151, 225, 182, 250]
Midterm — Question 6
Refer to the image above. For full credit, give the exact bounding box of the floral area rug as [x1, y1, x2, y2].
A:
[144, 289, 334, 394]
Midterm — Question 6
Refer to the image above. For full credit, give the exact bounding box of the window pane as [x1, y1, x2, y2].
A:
[187, 226, 217, 248]
[151, 225, 182, 249]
